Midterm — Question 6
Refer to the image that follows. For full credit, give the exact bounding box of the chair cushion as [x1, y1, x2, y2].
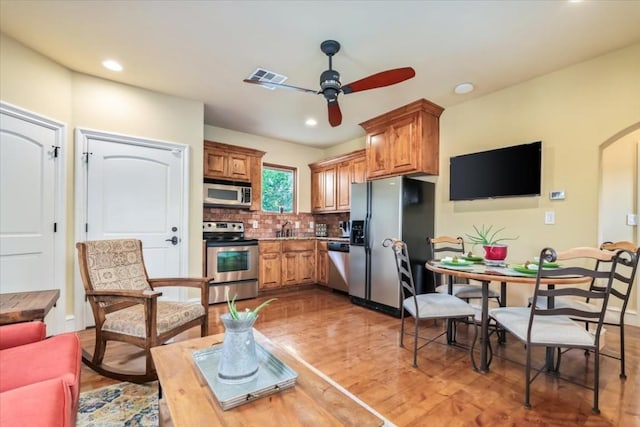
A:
[0, 332, 81, 408]
[103, 301, 206, 338]
[531, 296, 620, 325]
[0, 378, 73, 427]
[435, 283, 500, 299]
[0, 321, 46, 350]
[489, 307, 596, 347]
[403, 293, 475, 319]
[84, 239, 151, 292]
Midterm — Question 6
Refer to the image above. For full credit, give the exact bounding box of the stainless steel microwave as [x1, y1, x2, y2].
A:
[203, 180, 251, 208]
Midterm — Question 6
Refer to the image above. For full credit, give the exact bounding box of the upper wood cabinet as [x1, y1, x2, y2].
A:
[309, 149, 365, 213]
[204, 140, 265, 210]
[360, 99, 444, 180]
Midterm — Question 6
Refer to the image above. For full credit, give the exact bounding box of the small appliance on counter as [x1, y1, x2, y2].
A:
[315, 223, 328, 237]
[338, 220, 350, 238]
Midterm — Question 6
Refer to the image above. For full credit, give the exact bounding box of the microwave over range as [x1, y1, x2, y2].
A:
[203, 179, 251, 208]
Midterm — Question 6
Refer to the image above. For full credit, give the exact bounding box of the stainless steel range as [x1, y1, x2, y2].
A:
[203, 221, 258, 304]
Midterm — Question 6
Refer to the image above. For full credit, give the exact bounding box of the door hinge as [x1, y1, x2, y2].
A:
[83, 152, 93, 163]
[52, 145, 61, 158]
[53, 222, 57, 232]
[85, 223, 89, 232]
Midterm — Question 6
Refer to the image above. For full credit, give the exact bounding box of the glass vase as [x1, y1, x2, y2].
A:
[217, 312, 259, 384]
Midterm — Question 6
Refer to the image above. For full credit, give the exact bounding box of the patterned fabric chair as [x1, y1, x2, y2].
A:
[76, 239, 209, 383]
[490, 246, 631, 414]
[383, 238, 478, 370]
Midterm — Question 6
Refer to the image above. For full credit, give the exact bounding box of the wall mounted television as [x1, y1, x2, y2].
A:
[449, 141, 542, 201]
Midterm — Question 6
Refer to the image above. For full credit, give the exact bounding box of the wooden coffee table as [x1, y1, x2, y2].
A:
[151, 330, 384, 426]
[0, 289, 60, 325]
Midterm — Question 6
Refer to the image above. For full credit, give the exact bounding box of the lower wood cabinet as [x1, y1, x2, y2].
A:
[316, 241, 328, 286]
[258, 241, 282, 290]
[258, 239, 316, 290]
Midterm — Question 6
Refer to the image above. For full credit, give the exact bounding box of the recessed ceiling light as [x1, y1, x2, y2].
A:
[305, 118, 317, 127]
[454, 82, 474, 94]
[102, 59, 123, 72]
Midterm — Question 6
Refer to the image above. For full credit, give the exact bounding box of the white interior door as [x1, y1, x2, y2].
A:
[76, 129, 189, 327]
[0, 103, 65, 334]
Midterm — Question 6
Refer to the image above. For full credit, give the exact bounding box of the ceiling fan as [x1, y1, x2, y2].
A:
[243, 40, 415, 127]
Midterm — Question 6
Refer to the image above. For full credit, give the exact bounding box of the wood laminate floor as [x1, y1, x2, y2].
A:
[78, 287, 640, 426]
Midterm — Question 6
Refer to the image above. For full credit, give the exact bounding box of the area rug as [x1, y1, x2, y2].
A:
[76, 381, 158, 427]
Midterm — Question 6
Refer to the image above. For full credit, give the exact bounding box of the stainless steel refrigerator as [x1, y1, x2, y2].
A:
[348, 176, 435, 317]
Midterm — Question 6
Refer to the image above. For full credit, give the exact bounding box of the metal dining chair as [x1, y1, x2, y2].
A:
[383, 238, 478, 370]
[490, 246, 631, 414]
[530, 240, 639, 379]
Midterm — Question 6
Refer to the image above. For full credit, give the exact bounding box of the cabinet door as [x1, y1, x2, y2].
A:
[323, 166, 336, 210]
[317, 249, 328, 285]
[298, 251, 316, 284]
[227, 153, 251, 181]
[336, 161, 352, 211]
[311, 169, 325, 212]
[389, 113, 419, 173]
[259, 252, 281, 289]
[204, 150, 226, 178]
[281, 252, 299, 286]
[366, 130, 389, 179]
[352, 156, 367, 183]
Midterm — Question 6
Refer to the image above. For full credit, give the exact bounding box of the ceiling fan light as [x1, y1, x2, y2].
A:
[454, 82, 474, 94]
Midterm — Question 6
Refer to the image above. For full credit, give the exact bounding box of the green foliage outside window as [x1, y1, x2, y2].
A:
[262, 166, 294, 212]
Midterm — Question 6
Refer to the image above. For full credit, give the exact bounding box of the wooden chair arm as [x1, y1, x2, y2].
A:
[85, 289, 162, 300]
[148, 277, 212, 289]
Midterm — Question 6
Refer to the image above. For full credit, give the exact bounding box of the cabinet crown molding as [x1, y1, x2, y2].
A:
[359, 98, 444, 132]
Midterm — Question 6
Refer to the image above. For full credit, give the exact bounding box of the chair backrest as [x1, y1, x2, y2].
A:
[427, 236, 466, 260]
[383, 238, 417, 301]
[76, 239, 152, 293]
[427, 236, 468, 287]
[591, 241, 640, 316]
[529, 246, 632, 342]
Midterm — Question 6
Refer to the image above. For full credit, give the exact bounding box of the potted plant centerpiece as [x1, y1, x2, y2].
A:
[465, 225, 518, 264]
[217, 290, 277, 384]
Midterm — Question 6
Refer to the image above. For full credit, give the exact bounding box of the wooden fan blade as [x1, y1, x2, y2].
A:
[243, 79, 319, 95]
[341, 67, 415, 94]
[327, 99, 342, 127]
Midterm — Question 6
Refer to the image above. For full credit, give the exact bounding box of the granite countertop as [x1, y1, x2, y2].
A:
[257, 236, 349, 242]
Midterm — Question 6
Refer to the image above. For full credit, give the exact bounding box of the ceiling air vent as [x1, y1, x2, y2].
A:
[246, 68, 287, 89]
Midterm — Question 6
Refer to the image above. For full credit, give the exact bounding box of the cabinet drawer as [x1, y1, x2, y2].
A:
[259, 240, 282, 253]
[282, 240, 315, 252]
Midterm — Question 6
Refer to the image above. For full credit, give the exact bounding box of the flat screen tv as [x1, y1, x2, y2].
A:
[449, 141, 541, 201]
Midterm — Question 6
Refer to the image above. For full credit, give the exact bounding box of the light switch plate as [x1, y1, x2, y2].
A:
[544, 211, 555, 225]
[627, 214, 637, 226]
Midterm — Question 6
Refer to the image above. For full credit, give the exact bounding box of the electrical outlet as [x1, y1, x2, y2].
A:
[309, 221, 314, 229]
[252, 220, 258, 229]
[544, 211, 555, 225]
[294, 221, 300, 229]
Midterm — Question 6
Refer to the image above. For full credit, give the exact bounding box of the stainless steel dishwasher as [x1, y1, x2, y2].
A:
[327, 241, 349, 293]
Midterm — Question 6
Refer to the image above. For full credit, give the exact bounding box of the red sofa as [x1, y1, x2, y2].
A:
[0, 322, 81, 427]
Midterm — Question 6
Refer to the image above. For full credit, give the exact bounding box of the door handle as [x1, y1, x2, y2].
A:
[165, 236, 179, 245]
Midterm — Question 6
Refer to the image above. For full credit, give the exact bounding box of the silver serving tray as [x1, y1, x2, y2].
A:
[192, 343, 298, 410]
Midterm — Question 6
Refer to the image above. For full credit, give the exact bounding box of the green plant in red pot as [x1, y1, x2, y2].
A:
[465, 225, 518, 264]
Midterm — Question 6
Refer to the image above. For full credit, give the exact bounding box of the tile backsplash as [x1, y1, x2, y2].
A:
[204, 207, 349, 238]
